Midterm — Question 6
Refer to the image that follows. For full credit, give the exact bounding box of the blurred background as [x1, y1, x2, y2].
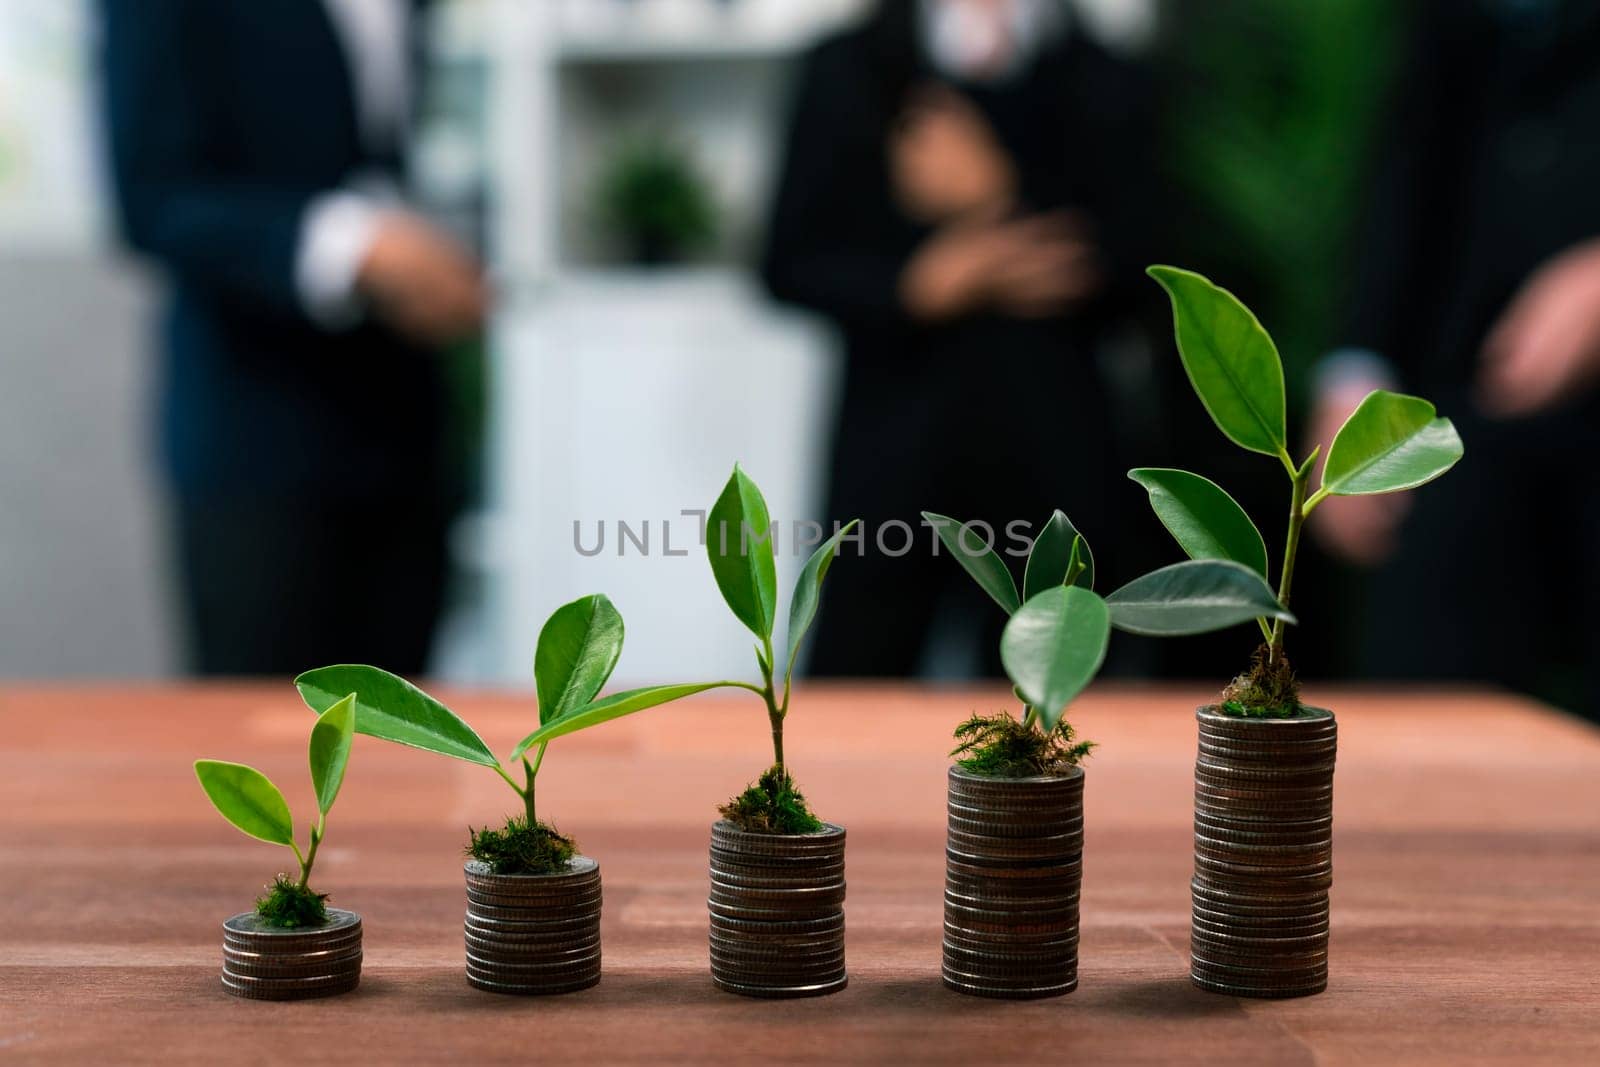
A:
[2, 0, 1596, 722]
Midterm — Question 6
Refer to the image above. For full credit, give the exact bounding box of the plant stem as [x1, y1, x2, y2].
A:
[523, 748, 546, 823]
[1022, 705, 1039, 729]
[758, 634, 785, 769]
[297, 814, 324, 889]
[1269, 458, 1312, 660]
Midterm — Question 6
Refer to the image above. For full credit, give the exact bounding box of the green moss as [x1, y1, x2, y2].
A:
[950, 711, 1094, 777]
[467, 815, 576, 875]
[1217, 643, 1304, 717]
[254, 875, 329, 928]
[719, 765, 824, 834]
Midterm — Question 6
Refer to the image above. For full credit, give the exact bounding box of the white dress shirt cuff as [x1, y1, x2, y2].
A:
[295, 192, 383, 329]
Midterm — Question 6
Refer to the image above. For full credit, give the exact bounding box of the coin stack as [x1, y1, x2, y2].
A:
[708, 821, 847, 998]
[221, 909, 362, 1001]
[1191, 706, 1337, 999]
[942, 766, 1085, 999]
[464, 856, 602, 995]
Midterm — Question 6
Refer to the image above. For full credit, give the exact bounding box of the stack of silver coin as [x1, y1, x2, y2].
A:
[1191, 706, 1337, 998]
[942, 766, 1084, 999]
[221, 909, 362, 1000]
[464, 856, 602, 995]
[708, 821, 847, 998]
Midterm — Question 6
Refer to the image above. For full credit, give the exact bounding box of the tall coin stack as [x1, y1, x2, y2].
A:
[464, 857, 602, 995]
[1191, 706, 1336, 998]
[221, 909, 362, 1000]
[708, 821, 847, 998]
[942, 766, 1085, 999]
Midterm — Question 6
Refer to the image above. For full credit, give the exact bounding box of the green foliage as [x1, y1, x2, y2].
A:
[467, 816, 577, 876]
[951, 712, 1094, 778]
[1105, 560, 1294, 636]
[708, 466, 778, 640]
[1219, 644, 1304, 718]
[1128, 468, 1268, 577]
[194, 760, 295, 846]
[1322, 391, 1463, 495]
[512, 683, 728, 758]
[1000, 586, 1112, 732]
[308, 693, 355, 815]
[255, 875, 330, 929]
[785, 521, 861, 683]
[718, 765, 824, 835]
[922, 511, 1021, 614]
[1022, 510, 1095, 599]
[535, 594, 624, 725]
[297, 665, 497, 767]
[596, 131, 717, 263]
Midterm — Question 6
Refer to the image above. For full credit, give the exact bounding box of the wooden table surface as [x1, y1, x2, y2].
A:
[2, 682, 1598, 1064]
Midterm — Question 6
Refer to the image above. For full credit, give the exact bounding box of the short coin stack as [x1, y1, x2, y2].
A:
[464, 856, 602, 995]
[221, 909, 362, 1000]
[1191, 706, 1337, 998]
[708, 821, 847, 998]
[942, 766, 1085, 999]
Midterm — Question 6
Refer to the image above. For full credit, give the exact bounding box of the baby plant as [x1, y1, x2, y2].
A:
[1145, 264, 1464, 715]
[923, 509, 1293, 772]
[296, 594, 719, 874]
[194, 694, 357, 927]
[702, 465, 859, 833]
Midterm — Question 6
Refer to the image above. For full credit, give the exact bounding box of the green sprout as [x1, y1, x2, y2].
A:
[296, 595, 720, 874]
[700, 465, 859, 832]
[924, 509, 1294, 771]
[1146, 264, 1465, 715]
[194, 693, 356, 927]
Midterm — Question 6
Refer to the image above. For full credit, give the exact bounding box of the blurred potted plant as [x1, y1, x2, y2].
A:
[296, 595, 719, 995]
[926, 509, 1290, 997]
[194, 694, 363, 1001]
[595, 130, 718, 265]
[1144, 264, 1463, 998]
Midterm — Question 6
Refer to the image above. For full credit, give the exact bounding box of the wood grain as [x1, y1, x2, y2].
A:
[2, 682, 1597, 1064]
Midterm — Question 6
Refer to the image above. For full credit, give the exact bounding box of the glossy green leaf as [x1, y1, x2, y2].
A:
[922, 511, 1020, 614]
[1322, 390, 1464, 496]
[512, 683, 729, 758]
[534, 593, 624, 725]
[1022, 511, 1096, 599]
[1105, 560, 1294, 636]
[296, 664, 497, 767]
[1128, 468, 1269, 577]
[707, 466, 778, 639]
[1000, 586, 1111, 733]
[1148, 265, 1286, 457]
[785, 520, 859, 679]
[308, 693, 355, 815]
[194, 760, 295, 846]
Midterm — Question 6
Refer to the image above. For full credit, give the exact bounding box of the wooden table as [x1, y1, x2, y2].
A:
[3, 682, 1598, 1064]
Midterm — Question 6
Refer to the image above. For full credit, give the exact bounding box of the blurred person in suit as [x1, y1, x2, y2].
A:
[98, 0, 486, 675]
[1308, 0, 1600, 719]
[762, 0, 1158, 676]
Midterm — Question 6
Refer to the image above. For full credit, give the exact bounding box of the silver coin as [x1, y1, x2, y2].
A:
[711, 973, 848, 999]
[466, 968, 600, 996]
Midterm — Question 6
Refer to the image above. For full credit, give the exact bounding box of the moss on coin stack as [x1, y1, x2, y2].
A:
[942, 767, 1085, 998]
[464, 857, 602, 995]
[1190, 707, 1336, 998]
[708, 821, 847, 998]
[221, 910, 362, 1001]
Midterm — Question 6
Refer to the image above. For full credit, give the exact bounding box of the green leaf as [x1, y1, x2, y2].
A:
[308, 693, 355, 815]
[1128, 468, 1269, 577]
[1148, 265, 1287, 457]
[1321, 390, 1464, 496]
[785, 520, 859, 679]
[194, 760, 295, 846]
[534, 593, 625, 724]
[707, 466, 778, 639]
[922, 511, 1021, 614]
[1105, 560, 1294, 636]
[1022, 510, 1096, 599]
[999, 586, 1111, 733]
[295, 664, 498, 767]
[511, 683, 729, 759]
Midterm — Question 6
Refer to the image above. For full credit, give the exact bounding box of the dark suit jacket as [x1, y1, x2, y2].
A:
[1343, 0, 1600, 406]
[99, 0, 446, 499]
